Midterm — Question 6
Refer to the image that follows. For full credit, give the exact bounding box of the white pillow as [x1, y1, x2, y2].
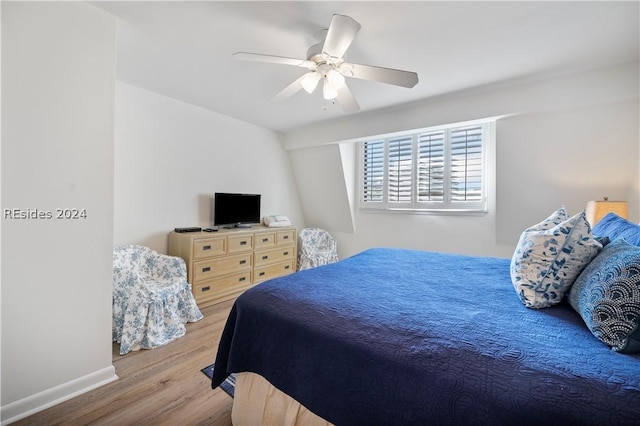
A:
[510, 208, 602, 309]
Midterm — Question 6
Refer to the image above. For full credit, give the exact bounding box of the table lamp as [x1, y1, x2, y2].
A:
[585, 197, 628, 227]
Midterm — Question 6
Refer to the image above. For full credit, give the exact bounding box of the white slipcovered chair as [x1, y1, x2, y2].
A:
[297, 228, 339, 271]
[112, 245, 203, 355]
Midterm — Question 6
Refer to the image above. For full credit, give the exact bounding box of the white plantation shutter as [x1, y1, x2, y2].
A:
[360, 120, 491, 212]
[417, 131, 445, 202]
[450, 125, 483, 202]
[388, 136, 413, 203]
[362, 140, 384, 203]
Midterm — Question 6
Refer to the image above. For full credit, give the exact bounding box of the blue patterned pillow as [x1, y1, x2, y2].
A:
[510, 209, 602, 309]
[569, 239, 640, 353]
[593, 213, 640, 246]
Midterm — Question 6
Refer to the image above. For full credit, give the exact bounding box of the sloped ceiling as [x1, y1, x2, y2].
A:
[94, 1, 639, 133]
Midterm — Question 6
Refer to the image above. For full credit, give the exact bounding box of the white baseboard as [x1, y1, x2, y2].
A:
[1, 366, 118, 425]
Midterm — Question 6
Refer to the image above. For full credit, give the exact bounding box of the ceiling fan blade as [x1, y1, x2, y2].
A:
[336, 84, 360, 113]
[233, 52, 316, 69]
[322, 14, 361, 60]
[339, 62, 419, 88]
[269, 74, 307, 102]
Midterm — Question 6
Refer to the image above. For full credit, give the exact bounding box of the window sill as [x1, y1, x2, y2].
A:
[359, 207, 488, 216]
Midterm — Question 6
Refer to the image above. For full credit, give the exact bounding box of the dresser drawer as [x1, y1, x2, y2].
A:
[254, 246, 294, 267]
[254, 232, 276, 249]
[193, 271, 253, 305]
[193, 252, 252, 281]
[228, 234, 254, 253]
[254, 260, 295, 283]
[194, 237, 226, 259]
[276, 229, 295, 246]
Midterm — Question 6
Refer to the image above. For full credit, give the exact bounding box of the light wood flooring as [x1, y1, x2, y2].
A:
[14, 299, 235, 426]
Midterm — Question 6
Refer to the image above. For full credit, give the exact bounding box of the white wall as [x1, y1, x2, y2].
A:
[1, 2, 117, 423]
[113, 82, 305, 253]
[285, 64, 639, 259]
[496, 100, 638, 245]
[289, 145, 354, 234]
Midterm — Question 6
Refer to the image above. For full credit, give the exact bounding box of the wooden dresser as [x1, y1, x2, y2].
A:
[168, 226, 297, 308]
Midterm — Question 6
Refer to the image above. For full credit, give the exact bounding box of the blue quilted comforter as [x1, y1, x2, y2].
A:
[212, 248, 640, 425]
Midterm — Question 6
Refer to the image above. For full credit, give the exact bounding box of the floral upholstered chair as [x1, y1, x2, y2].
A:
[112, 245, 203, 355]
[297, 228, 339, 271]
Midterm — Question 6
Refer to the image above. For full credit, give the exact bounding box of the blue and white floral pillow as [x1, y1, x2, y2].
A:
[510, 208, 602, 309]
[532, 206, 570, 230]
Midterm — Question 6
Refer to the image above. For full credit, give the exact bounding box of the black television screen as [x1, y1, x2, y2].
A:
[214, 193, 261, 228]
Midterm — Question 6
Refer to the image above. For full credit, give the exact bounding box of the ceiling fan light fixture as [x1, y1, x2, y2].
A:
[301, 72, 321, 94]
[322, 69, 345, 100]
[326, 69, 345, 88]
[323, 79, 339, 100]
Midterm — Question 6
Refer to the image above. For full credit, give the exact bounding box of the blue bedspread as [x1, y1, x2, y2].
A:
[212, 248, 640, 425]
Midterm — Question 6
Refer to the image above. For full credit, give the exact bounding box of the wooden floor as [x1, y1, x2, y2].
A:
[14, 299, 235, 426]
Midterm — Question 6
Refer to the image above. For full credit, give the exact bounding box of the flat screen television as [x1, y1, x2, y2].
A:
[213, 193, 261, 228]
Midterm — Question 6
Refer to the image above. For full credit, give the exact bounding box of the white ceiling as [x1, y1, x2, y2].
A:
[94, 1, 639, 132]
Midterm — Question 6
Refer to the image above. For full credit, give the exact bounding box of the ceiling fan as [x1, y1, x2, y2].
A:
[233, 14, 419, 113]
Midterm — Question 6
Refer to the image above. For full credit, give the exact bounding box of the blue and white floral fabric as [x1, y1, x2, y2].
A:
[510, 207, 602, 309]
[297, 228, 339, 271]
[113, 245, 203, 355]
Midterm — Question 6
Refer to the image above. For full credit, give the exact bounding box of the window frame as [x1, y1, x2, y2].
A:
[358, 119, 495, 214]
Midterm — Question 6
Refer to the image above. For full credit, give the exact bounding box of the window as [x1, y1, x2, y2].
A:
[360, 120, 493, 212]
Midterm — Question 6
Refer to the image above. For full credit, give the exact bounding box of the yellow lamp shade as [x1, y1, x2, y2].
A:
[585, 198, 628, 227]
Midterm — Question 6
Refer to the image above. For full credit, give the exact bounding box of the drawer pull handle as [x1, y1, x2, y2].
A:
[240, 260, 246, 265]
[283, 236, 289, 240]
[203, 245, 211, 250]
[239, 277, 246, 282]
[284, 251, 289, 256]
[202, 286, 210, 292]
[285, 265, 290, 270]
[259, 272, 265, 277]
[240, 241, 247, 245]
[262, 255, 268, 260]
[202, 267, 211, 272]
[262, 238, 269, 242]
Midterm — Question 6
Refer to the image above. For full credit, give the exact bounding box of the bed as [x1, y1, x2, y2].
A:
[212, 213, 640, 425]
